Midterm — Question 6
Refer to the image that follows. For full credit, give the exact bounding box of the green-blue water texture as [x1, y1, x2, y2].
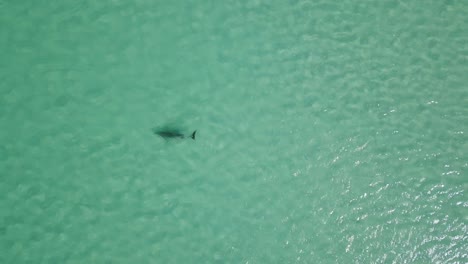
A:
[1, 1, 467, 263]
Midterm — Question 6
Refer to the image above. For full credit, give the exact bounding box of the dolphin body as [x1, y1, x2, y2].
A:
[153, 128, 196, 140]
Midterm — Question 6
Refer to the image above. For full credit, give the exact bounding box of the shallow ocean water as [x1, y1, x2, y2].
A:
[1, 1, 467, 263]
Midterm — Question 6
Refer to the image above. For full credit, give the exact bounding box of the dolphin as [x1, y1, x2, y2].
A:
[153, 128, 196, 140]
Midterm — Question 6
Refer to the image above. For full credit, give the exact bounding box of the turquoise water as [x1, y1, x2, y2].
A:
[1, 0, 467, 263]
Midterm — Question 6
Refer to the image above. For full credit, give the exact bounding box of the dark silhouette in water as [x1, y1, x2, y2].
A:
[153, 128, 196, 140]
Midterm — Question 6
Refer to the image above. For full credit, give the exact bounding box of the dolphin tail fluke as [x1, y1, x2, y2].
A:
[190, 130, 196, 140]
